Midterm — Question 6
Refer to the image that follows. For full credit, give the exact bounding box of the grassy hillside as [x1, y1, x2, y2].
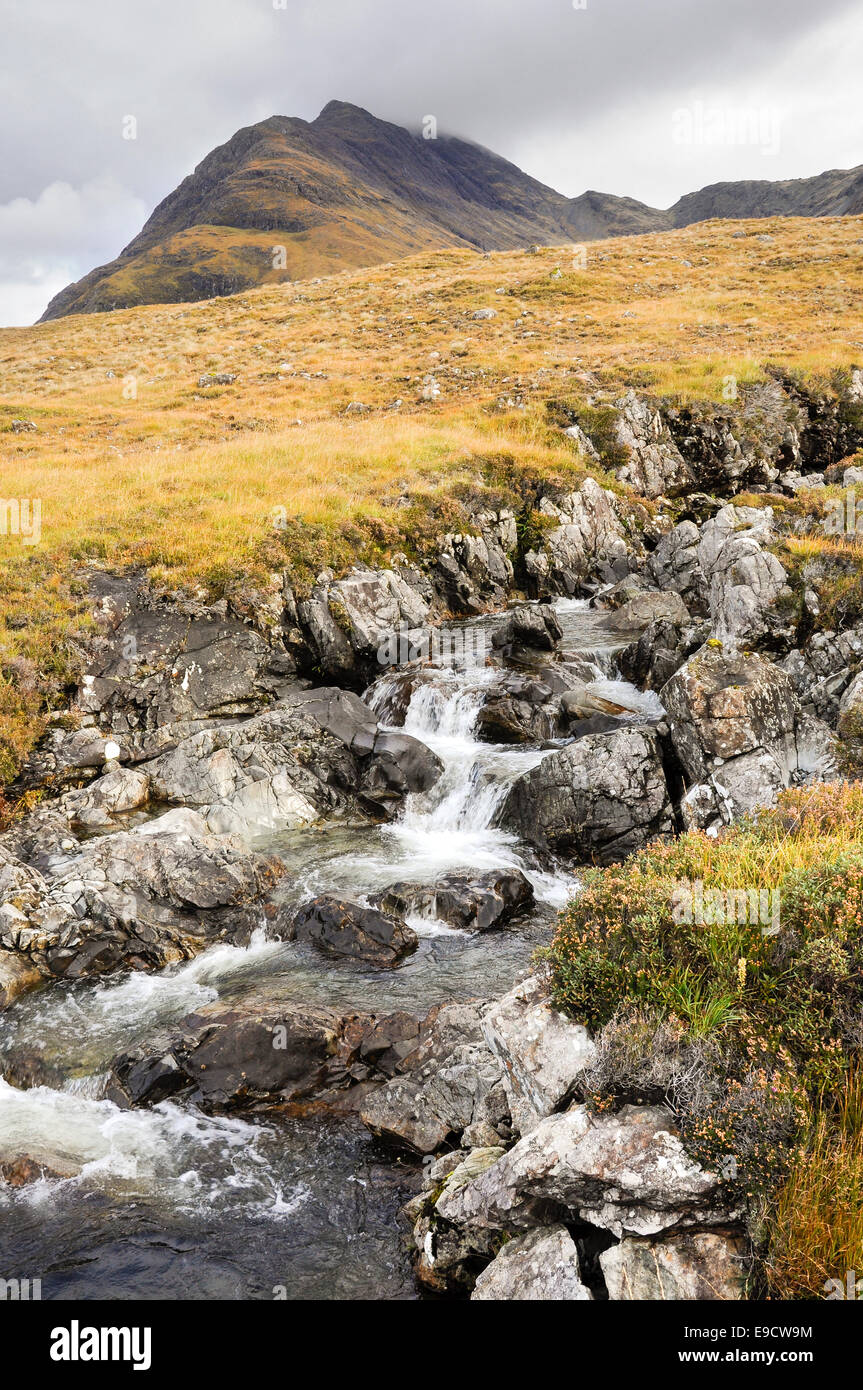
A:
[1, 214, 862, 779]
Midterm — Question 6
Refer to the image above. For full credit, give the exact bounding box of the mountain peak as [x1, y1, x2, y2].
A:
[37, 102, 863, 321]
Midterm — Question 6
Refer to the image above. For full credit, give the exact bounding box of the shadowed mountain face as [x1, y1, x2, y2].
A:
[40, 101, 863, 321]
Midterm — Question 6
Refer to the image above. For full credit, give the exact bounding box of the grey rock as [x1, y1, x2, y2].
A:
[472, 1225, 593, 1300]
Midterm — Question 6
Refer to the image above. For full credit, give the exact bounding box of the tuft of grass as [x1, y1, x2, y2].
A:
[765, 1067, 863, 1300]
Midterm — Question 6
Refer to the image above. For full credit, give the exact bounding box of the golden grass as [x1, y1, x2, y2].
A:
[765, 1067, 863, 1300]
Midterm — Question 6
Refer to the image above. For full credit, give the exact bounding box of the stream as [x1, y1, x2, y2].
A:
[0, 599, 660, 1300]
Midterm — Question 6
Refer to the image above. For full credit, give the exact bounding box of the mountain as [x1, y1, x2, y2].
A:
[39, 101, 863, 321]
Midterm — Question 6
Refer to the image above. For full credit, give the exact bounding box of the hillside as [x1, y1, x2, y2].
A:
[2, 212, 863, 776]
[39, 101, 863, 321]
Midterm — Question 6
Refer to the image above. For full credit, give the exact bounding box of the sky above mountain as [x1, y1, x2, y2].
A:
[2, 0, 862, 326]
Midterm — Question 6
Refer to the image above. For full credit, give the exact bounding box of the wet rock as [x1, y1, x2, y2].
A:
[290, 895, 418, 966]
[107, 1003, 344, 1110]
[491, 603, 562, 656]
[0, 1155, 69, 1187]
[472, 1225, 593, 1300]
[0, 950, 42, 1009]
[436, 1104, 733, 1238]
[497, 726, 674, 863]
[376, 868, 534, 934]
[482, 975, 596, 1137]
[600, 1229, 748, 1300]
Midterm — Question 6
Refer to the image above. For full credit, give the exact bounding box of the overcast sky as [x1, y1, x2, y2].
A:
[2, 0, 862, 326]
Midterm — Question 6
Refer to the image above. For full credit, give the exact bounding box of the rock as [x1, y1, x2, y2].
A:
[472, 1225, 593, 1300]
[107, 1003, 344, 1109]
[198, 372, 236, 387]
[497, 727, 674, 862]
[410, 1148, 505, 1294]
[608, 591, 690, 632]
[298, 566, 430, 680]
[140, 690, 441, 836]
[697, 505, 791, 649]
[613, 390, 694, 498]
[600, 1230, 747, 1300]
[436, 1104, 732, 1238]
[662, 645, 838, 828]
[491, 604, 562, 655]
[648, 520, 707, 612]
[60, 572, 299, 748]
[360, 1001, 507, 1154]
[0, 1155, 69, 1186]
[838, 670, 863, 739]
[482, 975, 596, 1137]
[780, 626, 863, 724]
[66, 765, 151, 827]
[524, 478, 630, 595]
[433, 516, 517, 613]
[0, 950, 42, 1009]
[290, 896, 417, 966]
[618, 618, 709, 692]
[376, 869, 534, 933]
[0, 823, 283, 990]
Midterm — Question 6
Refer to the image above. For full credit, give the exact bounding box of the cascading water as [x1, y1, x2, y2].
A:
[0, 597, 660, 1299]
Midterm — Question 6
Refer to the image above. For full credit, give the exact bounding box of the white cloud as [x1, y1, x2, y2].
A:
[0, 178, 147, 325]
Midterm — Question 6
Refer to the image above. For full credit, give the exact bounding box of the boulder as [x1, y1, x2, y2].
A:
[360, 1001, 507, 1154]
[0, 823, 284, 992]
[376, 869, 534, 933]
[482, 975, 596, 1137]
[662, 645, 838, 828]
[608, 590, 691, 633]
[290, 896, 418, 967]
[107, 1003, 344, 1110]
[298, 565, 431, 679]
[472, 1225, 593, 1300]
[600, 1230, 747, 1300]
[491, 604, 562, 656]
[435, 1104, 732, 1238]
[497, 727, 674, 862]
[618, 618, 709, 692]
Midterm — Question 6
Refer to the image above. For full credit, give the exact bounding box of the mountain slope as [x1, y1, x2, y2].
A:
[39, 101, 862, 321]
